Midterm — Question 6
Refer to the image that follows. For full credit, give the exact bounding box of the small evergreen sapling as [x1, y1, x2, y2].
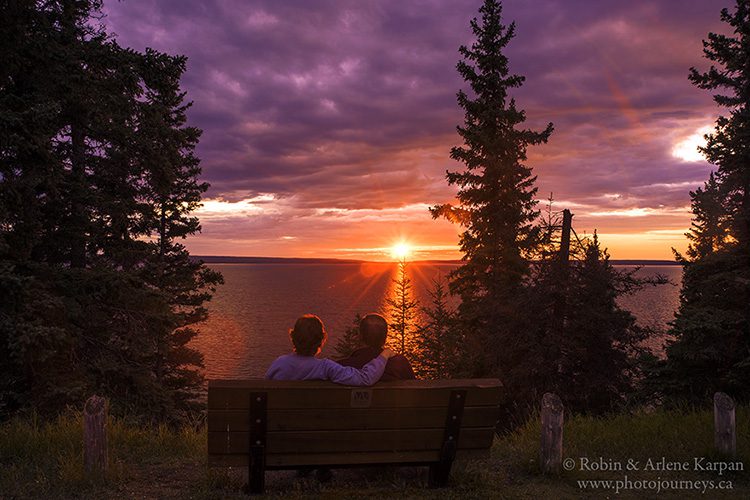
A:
[385, 260, 420, 358]
[414, 275, 462, 380]
[334, 313, 364, 359]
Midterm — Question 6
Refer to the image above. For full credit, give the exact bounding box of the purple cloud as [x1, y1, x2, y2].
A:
[102, 0, 730, 258]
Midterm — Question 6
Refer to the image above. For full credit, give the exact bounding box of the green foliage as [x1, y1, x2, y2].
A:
[414, 275, 463, 379]
[385, 261, 421, 357]
[430, 1, 660, 416]
[685, 173, 733, 261]
[431, 0, 553, 377]
[0, 261, 206, 418]
[527, 229, 664, 414]
[2, 406, 748, 498]
[657, 249, 750, 403]
[658, 0, 750, 405]
[0, 410, 204, 498]
[0, 0, 222, 420]
[333, 313, 363, 359]
[688, 1, 750, 248]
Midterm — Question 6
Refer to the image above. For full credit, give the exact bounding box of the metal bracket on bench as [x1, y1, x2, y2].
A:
[429, 389, 467, 488]
[245, 392, 267, 495]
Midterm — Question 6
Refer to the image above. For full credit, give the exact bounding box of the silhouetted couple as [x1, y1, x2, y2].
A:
[264, 313, 415, 483]
[265, 313, 415, 384]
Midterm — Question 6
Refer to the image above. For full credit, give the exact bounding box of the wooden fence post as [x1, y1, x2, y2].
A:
[83, 395, 108, 477]
[540, 392, 564, 474]
[714, 392, 736, 456]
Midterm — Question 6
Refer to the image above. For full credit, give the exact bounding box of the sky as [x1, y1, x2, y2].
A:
[102, 0, 730, 261]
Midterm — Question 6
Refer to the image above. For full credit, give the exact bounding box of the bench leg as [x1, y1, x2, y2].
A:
[428, 460, 453, 488]
[245, 392, 267, 495]
[429, 389, 464, 488]
[244, 445, 265, 494]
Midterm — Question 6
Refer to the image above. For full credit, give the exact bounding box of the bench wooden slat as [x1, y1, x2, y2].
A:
[208, 378, 501, 389]
[208, 448, 491, 467]
[208, 384, 501, 410]
[207, 377, 502, 492]
[208, 427, 495, 455]
[208, 405, 499, 432]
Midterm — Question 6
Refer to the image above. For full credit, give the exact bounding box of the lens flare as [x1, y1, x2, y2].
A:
[391, 242, 412, 260]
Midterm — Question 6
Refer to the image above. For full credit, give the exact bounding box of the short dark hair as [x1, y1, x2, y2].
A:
[359, 313, 388, 349]
[290, 314, 327, 356]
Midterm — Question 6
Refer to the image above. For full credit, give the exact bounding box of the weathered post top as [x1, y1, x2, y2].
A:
[714, 392, 735, 411]
[542, 392, 563, 412]
[84, 395, 106, 415]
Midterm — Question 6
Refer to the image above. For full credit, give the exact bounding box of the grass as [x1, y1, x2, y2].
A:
[1, 406, 748, 499]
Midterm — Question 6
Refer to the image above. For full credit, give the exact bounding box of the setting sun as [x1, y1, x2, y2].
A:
[672, 125, 712, 162]
[391, 242, 412, 260]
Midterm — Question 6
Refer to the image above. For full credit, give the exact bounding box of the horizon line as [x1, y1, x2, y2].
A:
[192, 255, 682, 265]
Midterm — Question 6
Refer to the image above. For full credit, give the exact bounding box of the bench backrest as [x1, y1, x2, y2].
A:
[207, 378, 502, 468]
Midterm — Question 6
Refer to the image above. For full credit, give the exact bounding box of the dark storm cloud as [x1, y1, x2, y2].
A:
[103, 0, 474, 201]
[102, 0, 729, 256]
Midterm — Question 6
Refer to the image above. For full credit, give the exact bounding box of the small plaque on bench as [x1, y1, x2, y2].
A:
[350, 388, 372, 407]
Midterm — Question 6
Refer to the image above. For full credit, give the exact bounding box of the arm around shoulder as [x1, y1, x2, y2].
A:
[323, 352, 389, 385]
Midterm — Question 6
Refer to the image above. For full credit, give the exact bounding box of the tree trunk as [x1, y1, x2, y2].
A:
[69, 122, 87, 268]
[553, 210, 573, 324]
[559, 209, 572, 265]
[553, 210, 573, 374]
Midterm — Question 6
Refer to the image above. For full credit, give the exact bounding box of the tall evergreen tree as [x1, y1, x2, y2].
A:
[131, 49, 223, 416]
[660, 0, 750, 404]
[0, 0, 221, 419]
[431, 0, 552, 376]
[683, 172, 732, 261]
[690, 1, 750, 249]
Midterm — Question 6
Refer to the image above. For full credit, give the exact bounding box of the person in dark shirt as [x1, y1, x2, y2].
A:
[337, 313, 415, 381]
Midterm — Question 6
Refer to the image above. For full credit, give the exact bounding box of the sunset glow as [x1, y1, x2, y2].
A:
[101, 1, 723, 261]
[391, 242, 413, 261]
[672, 126, 712, 162]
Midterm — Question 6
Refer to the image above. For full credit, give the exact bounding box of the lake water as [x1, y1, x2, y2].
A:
[191, 263, 682, 379]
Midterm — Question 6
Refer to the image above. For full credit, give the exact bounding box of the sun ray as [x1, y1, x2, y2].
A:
[391, 242, 412, 260]
[344, 264, 391, 314]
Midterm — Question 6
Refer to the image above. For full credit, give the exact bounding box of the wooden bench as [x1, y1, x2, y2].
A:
[207, 378, 502, 494]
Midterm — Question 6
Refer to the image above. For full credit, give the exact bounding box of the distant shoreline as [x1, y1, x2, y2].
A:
[193, 255, 681, 266]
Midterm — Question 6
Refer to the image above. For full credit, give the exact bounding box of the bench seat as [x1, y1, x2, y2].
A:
[207, 378, 502, 494]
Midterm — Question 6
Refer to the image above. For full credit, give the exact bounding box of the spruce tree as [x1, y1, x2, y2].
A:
[431, 0, 552, 376]
[660, 0, 750, 403]
[684, 172, 732, 261]
[0, 0, 221, 419]
[415, 276, 462, 379]
[530, 230, 659, 413]
[385, 261, 420, 357]
[689, 1, 750, 249]
[132, 49, 223, 416]
[334, 313, 364, 359]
